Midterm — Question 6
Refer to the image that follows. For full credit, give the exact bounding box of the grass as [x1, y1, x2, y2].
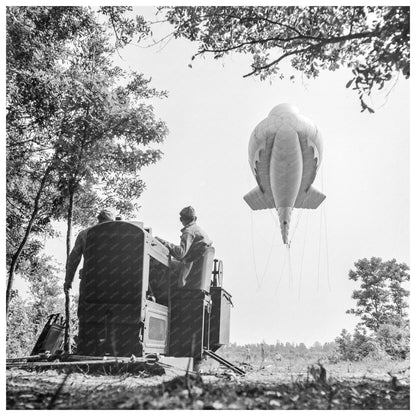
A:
[6, 356, 409, 410]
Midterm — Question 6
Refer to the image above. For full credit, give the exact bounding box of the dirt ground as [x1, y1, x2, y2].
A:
[6, 358, 410, 410]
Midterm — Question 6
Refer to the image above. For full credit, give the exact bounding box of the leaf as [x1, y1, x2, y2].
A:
[345, 78, 354, 88]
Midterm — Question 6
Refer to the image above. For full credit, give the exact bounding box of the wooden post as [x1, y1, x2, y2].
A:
[64, 290, 70, 353]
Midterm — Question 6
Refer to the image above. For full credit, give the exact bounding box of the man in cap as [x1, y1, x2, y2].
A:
[156, 206, 212, 287]
[63, 208, 115, 292]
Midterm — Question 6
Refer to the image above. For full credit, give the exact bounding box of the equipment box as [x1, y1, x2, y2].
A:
[209, 287, 232, 351]
[31, 314, 65, 355]
[169, 290, 210, 359]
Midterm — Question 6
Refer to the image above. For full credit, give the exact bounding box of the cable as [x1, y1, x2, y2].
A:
[274, 246, 288, 296]
[258, 215, 279, 288]
[289, 208, 303, 245]
[298, 210, 309, 300]
[249, 210, 261, 289]
[287, 244, 293, 289]
[316, 199, 323, 291]
[320, 160, 331, 292]
[323, 203, 331, 292]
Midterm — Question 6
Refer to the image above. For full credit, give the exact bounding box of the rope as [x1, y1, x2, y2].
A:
[249, 209, 262, 289]
[287, 244, 293, 289]
[320, 161, 331, 292]
[316, 197, 323, 291]
[288, 208, 303, 245]
[258, 213, 279, 288]
[323, 203, 331, 291]
[298, 210, 309, 300]
[274, 245, 288, 295]
[246, 163, 262, 289]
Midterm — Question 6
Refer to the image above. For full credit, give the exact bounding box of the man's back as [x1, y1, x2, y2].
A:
[181, 222, 212, 262]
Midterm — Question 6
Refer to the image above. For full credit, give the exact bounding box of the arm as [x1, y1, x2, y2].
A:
[159, 231, 195, 261]
[64, 231, 86, 290]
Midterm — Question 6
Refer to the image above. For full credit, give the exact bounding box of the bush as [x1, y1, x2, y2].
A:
[6, 290, 36, 357]
[335, 323, 410, 362]
[376, 324, 410, 359]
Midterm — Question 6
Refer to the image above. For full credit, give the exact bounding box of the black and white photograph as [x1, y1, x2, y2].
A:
[5, 3, 411, 411]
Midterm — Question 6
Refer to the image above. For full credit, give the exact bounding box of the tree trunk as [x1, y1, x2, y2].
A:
[64, 189, 75, 353]
[6, 165, 53, 316]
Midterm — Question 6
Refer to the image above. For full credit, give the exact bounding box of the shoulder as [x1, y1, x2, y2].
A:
[189, 223, 205, 234]
[76, 226, 92, 241]
[181, 223, 197, 237]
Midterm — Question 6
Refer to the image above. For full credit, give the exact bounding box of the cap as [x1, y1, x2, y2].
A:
[179, 206, 196, 220]
[97, 208, 115, 222]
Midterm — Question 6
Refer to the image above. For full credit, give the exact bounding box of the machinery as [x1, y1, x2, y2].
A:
[15, 219, 242, 374]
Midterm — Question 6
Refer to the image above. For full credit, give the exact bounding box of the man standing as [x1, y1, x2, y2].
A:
[64, 208, 115, 292]
[157, 206, 213, 287]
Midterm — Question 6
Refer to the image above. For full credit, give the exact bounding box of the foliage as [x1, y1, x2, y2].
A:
[7, 5, 168, 233]
[6, 6, 168, 311]
[6, 257, 80, 357]
[24, 254, 64, 329]
[334, 329, 356, 361]
[220, 340, 337, 365]
[6, 255, 72, 357]
[347, 257, 409, 332]
[6, 290, 35, 358]
[375, 324, 409, 360]
[334, 257, 410, 361]
[335, 324, 409, 362]
[163, 6, 409, 112]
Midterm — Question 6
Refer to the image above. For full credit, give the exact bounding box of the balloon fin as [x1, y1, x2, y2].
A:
[244, 186, 275, 210]
[295, 186, 326, 209]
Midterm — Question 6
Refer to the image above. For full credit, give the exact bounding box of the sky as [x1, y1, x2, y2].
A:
[11, 5, 411, 347]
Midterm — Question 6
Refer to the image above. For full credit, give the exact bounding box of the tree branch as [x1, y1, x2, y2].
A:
[242, 30, 379, 77]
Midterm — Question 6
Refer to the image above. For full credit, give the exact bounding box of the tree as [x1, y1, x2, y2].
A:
[335, 329, 353, 361]
[6, 6, 168, 313]
[347, 257, 409, 332]
[6, 6, 100, 313]
[163, 6, 409, 112]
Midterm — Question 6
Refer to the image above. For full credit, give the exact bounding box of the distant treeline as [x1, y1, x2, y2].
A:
[220, 341, 337, 364]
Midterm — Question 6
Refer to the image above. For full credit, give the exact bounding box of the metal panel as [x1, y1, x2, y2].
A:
[31, 314, 65, 355]
[169, 290, 210, 359]
[143, 301, 169, 354]
[78, 222, 145, 356]
[77, 221, 171, 357]
[184, 246, 215, 291]
[82, 221, 145, 305]
[209, 287, 231, 351]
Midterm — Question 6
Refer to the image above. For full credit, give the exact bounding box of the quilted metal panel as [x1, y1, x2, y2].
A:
[77, 221, 145, 356]
[81, 221, 144, 305]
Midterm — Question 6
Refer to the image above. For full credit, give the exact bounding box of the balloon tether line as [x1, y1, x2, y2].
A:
[249, 210, 262, 289]
[298, 210, 309, 300]
[289, 209, 303, 244]
[321, 161, 331, 292]
[316, 192, 323, 292]
[287, 244, 293, 289]
[274, 246, 288, 295]
[258, 211, 279, 287]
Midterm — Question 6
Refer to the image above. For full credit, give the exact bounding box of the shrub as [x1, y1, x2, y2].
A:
[376, 323, 410, 359]
[6, 290, 36, 357]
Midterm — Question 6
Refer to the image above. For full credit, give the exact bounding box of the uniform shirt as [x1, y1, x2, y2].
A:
[165, 221, 212, 263]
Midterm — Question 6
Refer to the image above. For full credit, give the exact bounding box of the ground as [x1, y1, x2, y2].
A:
[6, 358, 410, 410]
